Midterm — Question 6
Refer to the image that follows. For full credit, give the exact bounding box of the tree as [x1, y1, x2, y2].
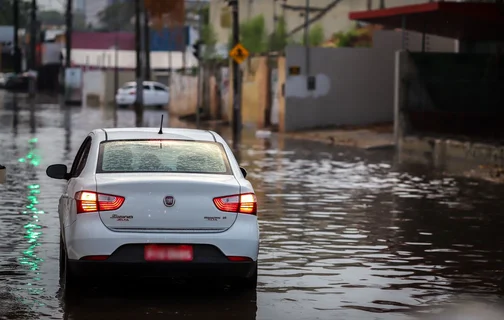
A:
[97, 1, 135, 31]
[38, 10, 64, 26]
[268, 16, 288, 52]
[37, 10, 86, 30]
[201, 23, 217, 60]
[307, 24, 325, 46]
[228, 15, 267, 54]
[0, 0, 31, 27]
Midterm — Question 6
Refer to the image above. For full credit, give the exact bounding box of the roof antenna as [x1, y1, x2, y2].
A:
[158, 114, 164, 134]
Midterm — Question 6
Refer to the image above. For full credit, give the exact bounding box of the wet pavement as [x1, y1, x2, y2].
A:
[2, 93, 504, 319]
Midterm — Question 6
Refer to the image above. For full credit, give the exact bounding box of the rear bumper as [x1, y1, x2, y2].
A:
[68, 260, 257, 278]
[64, 213, 260, 261]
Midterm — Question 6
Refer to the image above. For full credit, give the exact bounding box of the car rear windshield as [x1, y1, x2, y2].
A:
[97, 140, 231, 174]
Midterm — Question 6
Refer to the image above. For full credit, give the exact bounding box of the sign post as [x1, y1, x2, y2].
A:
[229, 0, 249, 150]
[229, 43, 249, 65]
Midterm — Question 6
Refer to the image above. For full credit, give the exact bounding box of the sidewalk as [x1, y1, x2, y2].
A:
[282, 123, 395, 150]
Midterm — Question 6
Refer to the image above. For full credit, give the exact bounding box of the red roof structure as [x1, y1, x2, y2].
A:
[349, 2, 504, 41]
[72, 32, 135, 50]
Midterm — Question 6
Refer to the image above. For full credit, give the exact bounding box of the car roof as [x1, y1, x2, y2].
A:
[98, 127, 217, 142]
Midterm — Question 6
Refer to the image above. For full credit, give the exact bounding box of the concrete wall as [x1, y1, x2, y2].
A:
[227, 56, 269, 128]
[279, 28, 458, 132]
[169, 73, 198, 116]
[283, 45, 396, 131]
[82, 70, 105, 107]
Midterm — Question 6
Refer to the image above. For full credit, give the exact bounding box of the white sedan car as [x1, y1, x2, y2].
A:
[115, 81, 170, 109]
[46, 127, 259, 290]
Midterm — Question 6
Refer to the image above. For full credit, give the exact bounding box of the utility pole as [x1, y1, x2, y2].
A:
[231, 0, 240, 150]
[13, 0, 20, 74]
[143, 5, 151, 80]
[196, 0, 203, 129]
[65, 0, 72, 68]
[134, 0, 144, 127]
[114, 0, 120, 127]
[304, 0, 311, 89]
[30, 0, 37, 71]
[29, 0, 38, 97]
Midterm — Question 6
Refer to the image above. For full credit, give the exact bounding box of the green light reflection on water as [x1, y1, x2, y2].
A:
[17, 138, 45, 297]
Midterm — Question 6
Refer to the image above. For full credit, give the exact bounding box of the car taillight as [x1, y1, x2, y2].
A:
[213, 193, 257, 215]
[227, 256, 253, 262]
[129, 90, 135, 95]
[75, 191, 125, 214]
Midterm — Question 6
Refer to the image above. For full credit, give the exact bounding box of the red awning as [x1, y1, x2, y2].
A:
[349, 2, 504, 41]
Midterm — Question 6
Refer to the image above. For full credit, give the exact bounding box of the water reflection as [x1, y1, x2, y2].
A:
[62, 284, 257, 320]
[29, 98, 36, 134]
[12, 93, 19, 136]
[63, 106, 71, 156]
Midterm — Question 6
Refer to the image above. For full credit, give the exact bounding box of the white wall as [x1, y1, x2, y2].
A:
[82, 70, 106, 105]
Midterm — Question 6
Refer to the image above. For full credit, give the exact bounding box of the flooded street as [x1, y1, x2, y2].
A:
[2, 96, 504, 319]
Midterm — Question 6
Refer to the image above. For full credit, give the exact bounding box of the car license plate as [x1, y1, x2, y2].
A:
[144, 245, 193, 262]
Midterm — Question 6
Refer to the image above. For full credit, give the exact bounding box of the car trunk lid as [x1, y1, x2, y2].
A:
[96, 173, 240, 232]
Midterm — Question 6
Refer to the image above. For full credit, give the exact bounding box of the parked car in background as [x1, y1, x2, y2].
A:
[115, 81, 170, 109]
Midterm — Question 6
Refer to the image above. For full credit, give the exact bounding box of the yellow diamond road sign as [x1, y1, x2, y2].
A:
[229, 43, 249, 64]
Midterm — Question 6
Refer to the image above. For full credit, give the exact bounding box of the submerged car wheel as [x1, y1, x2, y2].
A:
[60, 235, 78, 294]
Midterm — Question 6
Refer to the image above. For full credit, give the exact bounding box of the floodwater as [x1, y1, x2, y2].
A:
[2, 94, 504, 320]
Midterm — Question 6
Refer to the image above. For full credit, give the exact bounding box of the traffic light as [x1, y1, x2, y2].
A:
[192, 40, 203, 60]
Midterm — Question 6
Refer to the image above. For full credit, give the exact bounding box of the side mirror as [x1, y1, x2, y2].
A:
[46, 164, 69, 180]
[240, 167, 247, 179]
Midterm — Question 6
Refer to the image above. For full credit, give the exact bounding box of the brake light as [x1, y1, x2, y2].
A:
[227, 256, 253, 262]
[129, 90, 135, 95]
[213, 193, 257, 215]
[75, 191, 125, 214]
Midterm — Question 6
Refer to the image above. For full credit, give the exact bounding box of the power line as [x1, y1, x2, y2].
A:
[287, 0, 343, 37]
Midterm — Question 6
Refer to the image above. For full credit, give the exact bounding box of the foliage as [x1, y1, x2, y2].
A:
[228, 15, 267, 54]
[201, 23, 217, 60]
[0, 0, 31, 27]
[38, 10, 87, 30]
[332, 25, 372, 48]
[307, 24, 325, 46]
[97, 1, 135, 31]
[268, 16, 288, 52]
[200, 4, 210, 25]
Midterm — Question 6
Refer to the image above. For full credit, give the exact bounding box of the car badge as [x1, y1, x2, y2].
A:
[163, 196, 175, 207]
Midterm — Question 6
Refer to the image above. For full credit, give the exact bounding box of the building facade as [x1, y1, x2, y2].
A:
[209, 0, 439, 48]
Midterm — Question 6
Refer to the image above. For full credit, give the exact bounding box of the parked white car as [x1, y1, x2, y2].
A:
[46, 127, 259, 291]
[115, 81, 170, 109]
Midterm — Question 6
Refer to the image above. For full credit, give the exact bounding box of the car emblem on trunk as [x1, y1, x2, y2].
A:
[163, 196, 175, 207]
